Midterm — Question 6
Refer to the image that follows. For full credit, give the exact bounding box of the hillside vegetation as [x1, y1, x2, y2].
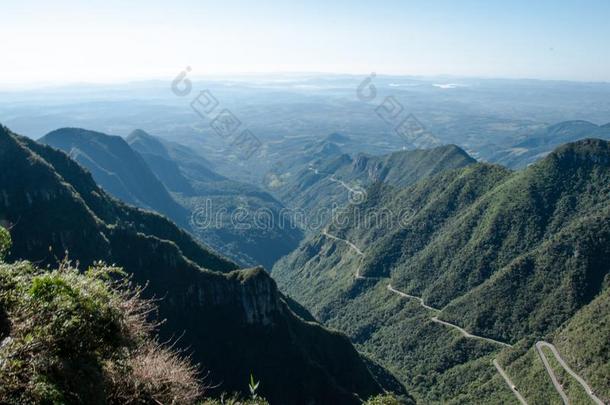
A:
[274, 138, 610, 403]
[553, 287, 610, 400]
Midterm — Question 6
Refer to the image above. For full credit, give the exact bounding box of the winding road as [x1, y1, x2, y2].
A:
[535, 341, 605, 405]
[322, 229, 363, 256]
[322, 229, 382, 280]
[387, 284, 440, 312]
[308, 166, 365, 203]
[429, 314, 512, 348]
[328, 175, 359, 195]
[313, 166, 604, 404]
[323, 229, 524, 403]
[324, 225, 514, 349]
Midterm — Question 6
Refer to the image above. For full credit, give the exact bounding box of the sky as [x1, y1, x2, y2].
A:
[1, 0, 610, 86]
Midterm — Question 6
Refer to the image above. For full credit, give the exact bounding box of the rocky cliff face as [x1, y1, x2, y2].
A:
[187, 267, 283, 326]
[230, 269, 282, 326]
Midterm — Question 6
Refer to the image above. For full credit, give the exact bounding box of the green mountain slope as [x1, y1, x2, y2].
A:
[273, 138, 610, 403]
[127, 128, 219, 192]
[0, 125, 408, 404]
[7, 130, 232, 272]
[552, 287, 610, 401]
[496, 286, 610, 404]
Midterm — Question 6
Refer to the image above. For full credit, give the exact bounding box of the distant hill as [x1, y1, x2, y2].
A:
[126, 129, 303, 269]
[263, 135, 345, 193]
[126, 129, 197, 193]
[488, 120, 610, 168]
[0, 124, 408, 404]
[127, 128, 221, 191]
[273, 138, 610, 403]
[40, 128, 189, 228]
[325, 132, 352, 144]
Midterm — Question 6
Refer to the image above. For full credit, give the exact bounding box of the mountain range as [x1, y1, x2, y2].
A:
[2, 116, 609, 403]
[0, 124, 409, 404]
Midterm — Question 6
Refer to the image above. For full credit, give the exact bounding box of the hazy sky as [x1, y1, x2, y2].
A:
[2, 0, 610, 86]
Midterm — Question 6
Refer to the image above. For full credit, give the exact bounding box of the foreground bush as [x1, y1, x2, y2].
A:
[0, 251, 202, 404]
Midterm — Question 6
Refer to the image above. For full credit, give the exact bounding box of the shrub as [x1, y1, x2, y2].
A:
[105, 342, 202, 404]
[0, 260, 203, 404]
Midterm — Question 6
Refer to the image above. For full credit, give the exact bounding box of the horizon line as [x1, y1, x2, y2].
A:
[1, 71, 610, 91]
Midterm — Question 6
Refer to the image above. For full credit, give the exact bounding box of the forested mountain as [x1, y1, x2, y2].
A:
[0, 125, 408, 404]
[40, 127, 302, 269]
[263, 133, 346, 192]
[273, 138, 610, 403]
[266, 143, 475, 231]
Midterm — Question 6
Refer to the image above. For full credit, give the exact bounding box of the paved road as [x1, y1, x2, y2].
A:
[329, 175, 358, 194]
[431, 316, 512, 348]
[387, 285, 511, 348]
[308, 166, 364, 202]
[324, 227, 511, 350]
[535, 341, 605, 405]
[388, 282, 527, 404]
[494, 359, 529, 405]
[387, 284, 440, 312]
[536, 341, 569, 404]
[322, 228, 523, 402]
[322, 230, 381, 280]
[322, 230, 364, 256]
